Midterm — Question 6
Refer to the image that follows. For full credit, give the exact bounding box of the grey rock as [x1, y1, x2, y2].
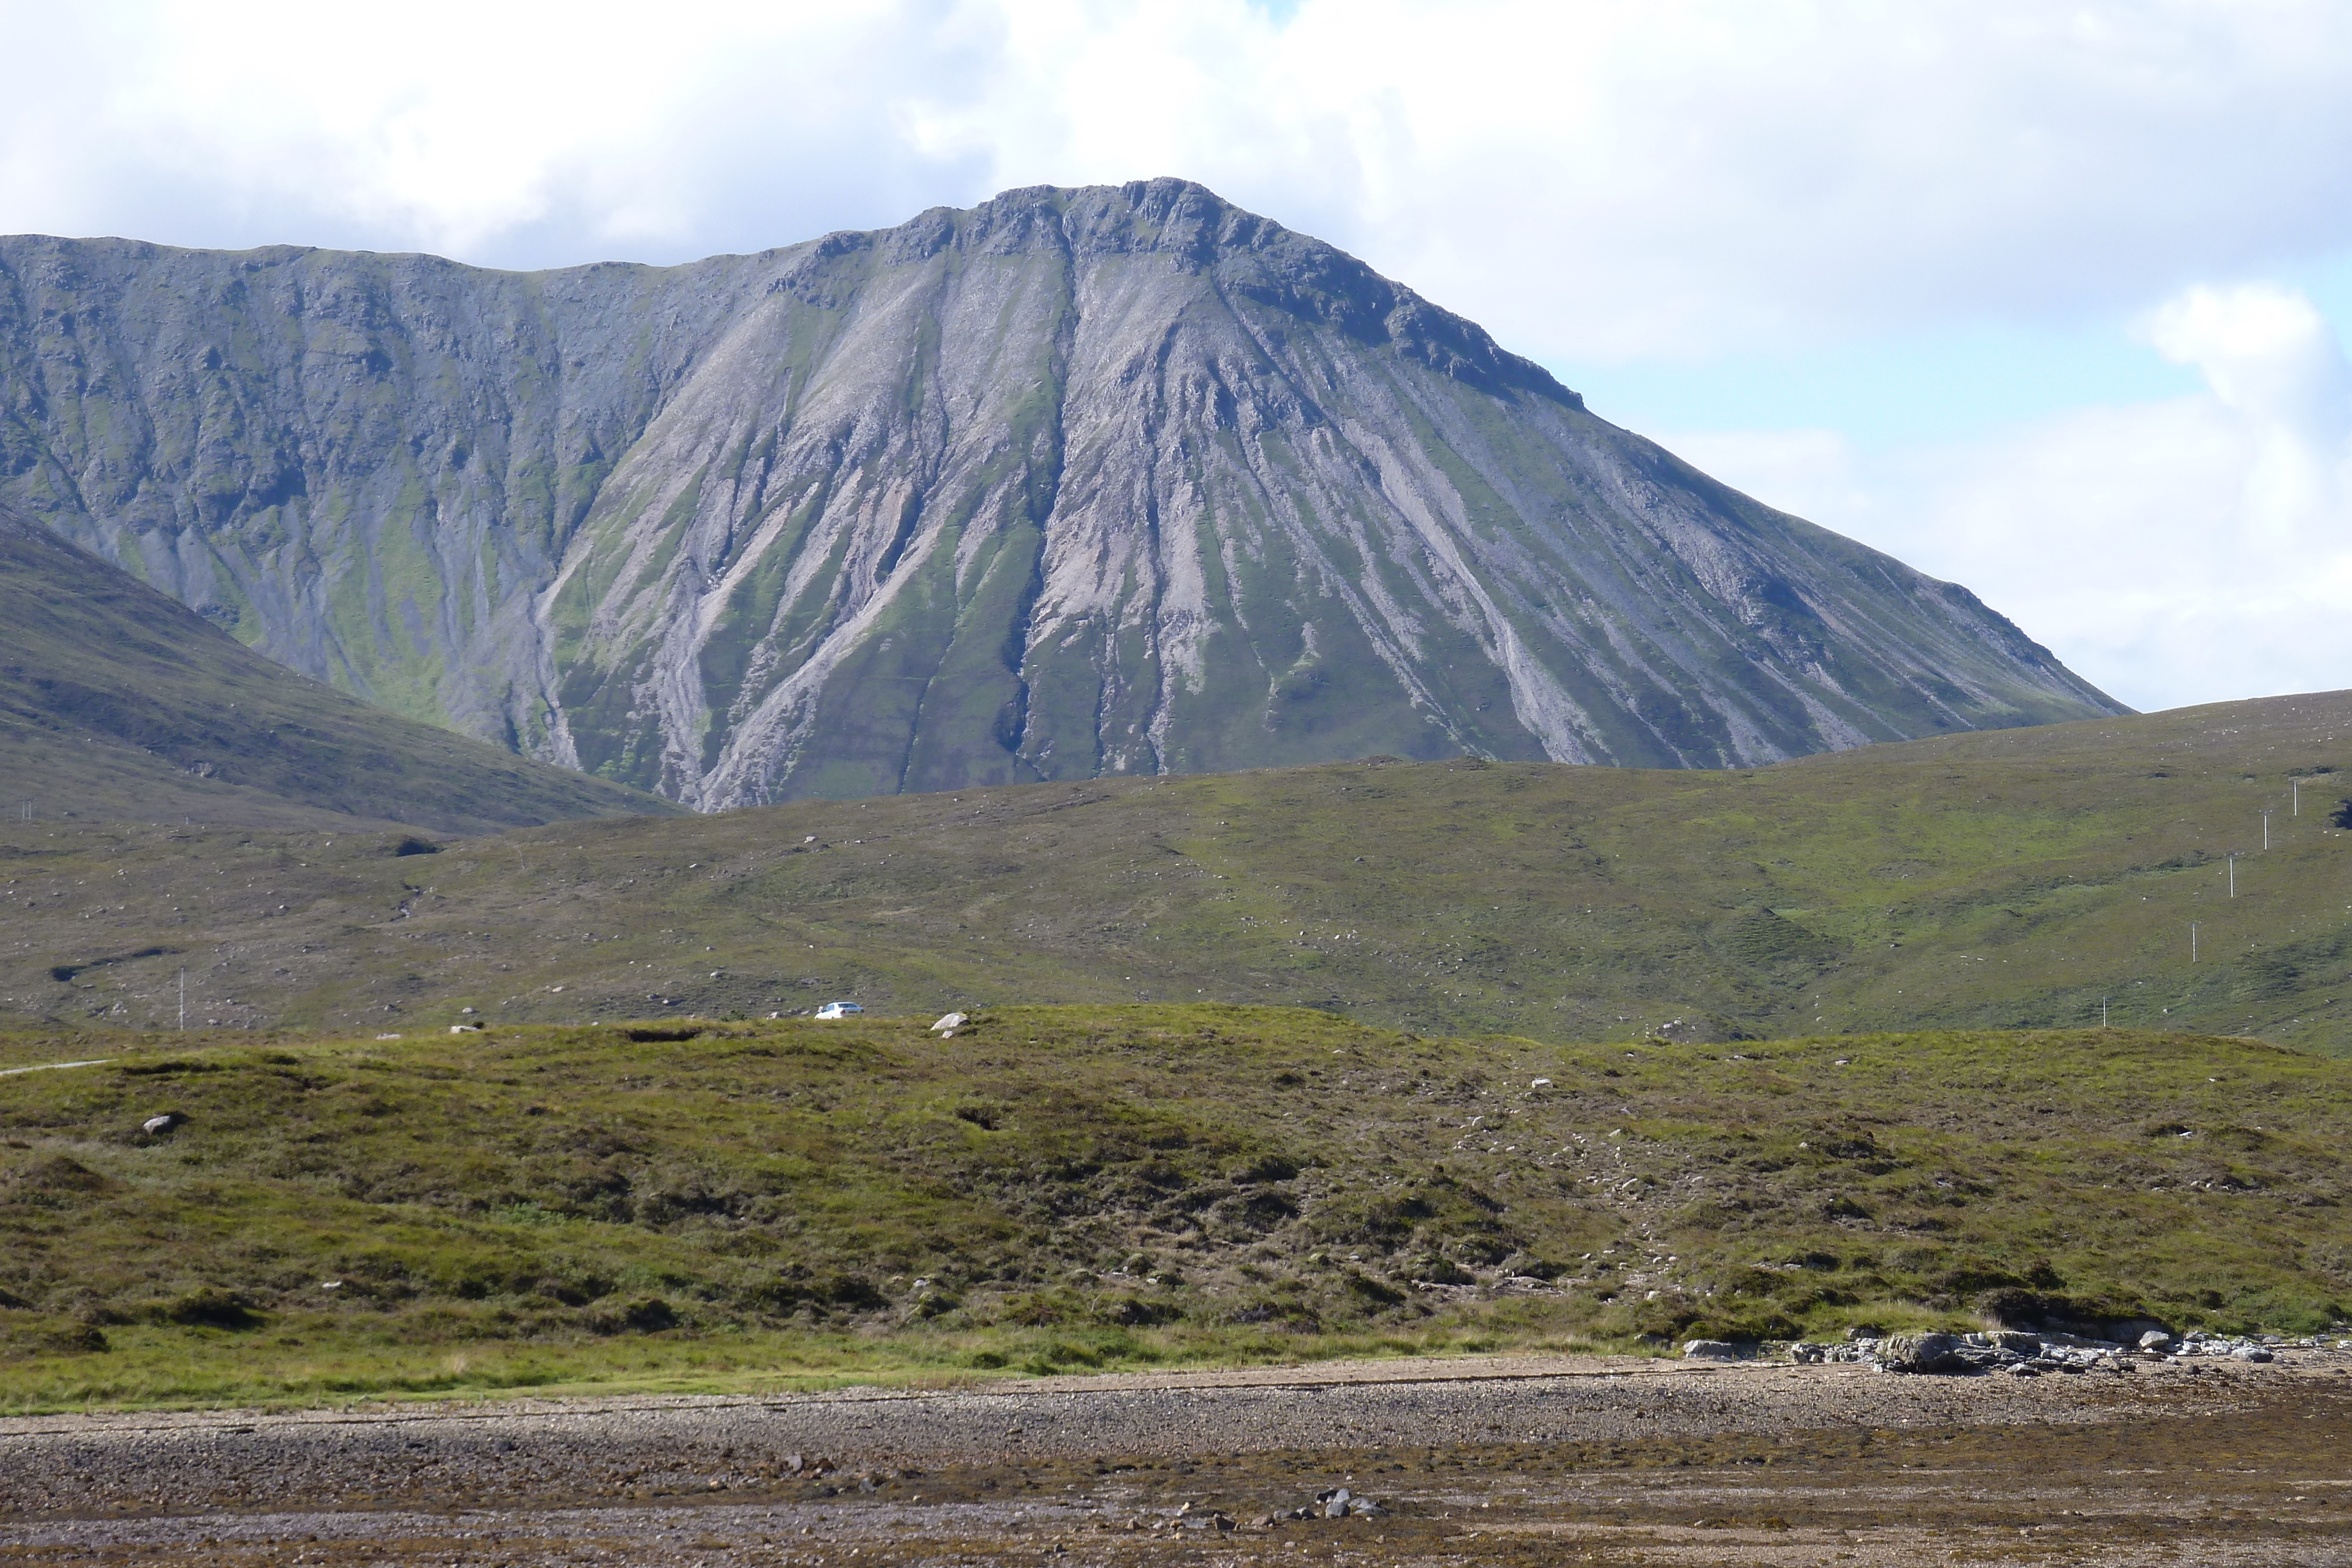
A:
[0, 182, 2122, 809]
[1682, 1339, 1743, 1360]
[140, 1112, 185, 1135]
[1314, 1487, 1380, 1519]
[2234, 1345, 2274, 1362]
[1876, 1332, 1967, 1373]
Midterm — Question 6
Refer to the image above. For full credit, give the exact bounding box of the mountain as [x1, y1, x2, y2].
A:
[0, 180, 2122, 808]
[2, 686, 2343, 1051]
[0, 501, 678, 832]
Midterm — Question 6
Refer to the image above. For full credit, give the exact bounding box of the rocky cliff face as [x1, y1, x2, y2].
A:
[0, 180, 2123, 807]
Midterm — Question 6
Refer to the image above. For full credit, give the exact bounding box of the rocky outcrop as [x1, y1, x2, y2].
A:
[0, 181, 2124, 807]
[1779, 1327, 2332, 1377]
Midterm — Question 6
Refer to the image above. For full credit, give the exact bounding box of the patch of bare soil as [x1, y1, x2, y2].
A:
[6, 1352, 2352, 1564]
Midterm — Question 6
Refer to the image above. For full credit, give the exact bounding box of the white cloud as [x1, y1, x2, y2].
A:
[1673, 283, 2352, 711]
[2143, 284, 2352, 543]
[0, 0, 1003, 264]
[886, 0, 2352, 359]
[11, 2, 2352, 363]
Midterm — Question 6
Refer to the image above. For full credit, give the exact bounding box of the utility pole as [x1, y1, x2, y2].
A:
[2262, 809, 2275, 850]
[178, 968, 185, 1032]
[2192, 922, 2199, 962]
[2294, 778, 2302, 817]
[2102, 996, 2109, 1027]
[2229, 855, 2237, 897]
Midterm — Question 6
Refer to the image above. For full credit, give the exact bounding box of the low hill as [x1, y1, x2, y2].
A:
[0, 1010, 2343, 1407]
[0, 686, 2345, 1049]
[0, 503, 680, 833]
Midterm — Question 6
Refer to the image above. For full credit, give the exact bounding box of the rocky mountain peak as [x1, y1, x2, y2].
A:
[0, 185, 2120, 808]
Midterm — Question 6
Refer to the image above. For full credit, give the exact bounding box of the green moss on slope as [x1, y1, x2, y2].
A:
[0, 504, 676, 832]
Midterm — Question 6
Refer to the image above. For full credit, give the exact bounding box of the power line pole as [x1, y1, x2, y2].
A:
[2191, 922, 2199, 962]
[2293, 778, 2302, 817]
[2229, 854, 2237, 897]
[178, 968, 185, 1032]
[2262, 809, 2274, 850]
[2102, 995, 2109, 1027]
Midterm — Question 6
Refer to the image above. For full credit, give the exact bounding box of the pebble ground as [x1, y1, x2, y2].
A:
[6, 1350, 2352, 1564]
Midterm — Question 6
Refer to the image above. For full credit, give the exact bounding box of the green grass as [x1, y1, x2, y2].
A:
[2, 1006, 2347, 1411]
[6, 688, 2352, 1051]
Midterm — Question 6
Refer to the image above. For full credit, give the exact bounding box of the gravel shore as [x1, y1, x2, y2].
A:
[6, 1350, 2351, 1564]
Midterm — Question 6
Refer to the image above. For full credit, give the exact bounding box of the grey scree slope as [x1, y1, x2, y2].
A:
[0, 179, 2123, 808]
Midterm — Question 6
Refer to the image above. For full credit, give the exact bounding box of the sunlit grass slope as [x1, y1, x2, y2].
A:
[1, 1008, 2346, 1410]
[4, 689, 2352, 1051]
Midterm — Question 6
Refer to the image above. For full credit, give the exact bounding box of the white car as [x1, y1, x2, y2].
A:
[814, 1001, 863, 1020]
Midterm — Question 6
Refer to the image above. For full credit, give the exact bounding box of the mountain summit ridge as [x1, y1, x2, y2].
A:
[0, 179, 2122, 806]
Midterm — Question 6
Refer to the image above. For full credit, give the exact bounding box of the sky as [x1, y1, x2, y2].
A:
[4, 0, 2351, 714]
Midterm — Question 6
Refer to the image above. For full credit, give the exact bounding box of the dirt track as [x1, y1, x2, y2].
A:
[6, 1351, 2352, 1564]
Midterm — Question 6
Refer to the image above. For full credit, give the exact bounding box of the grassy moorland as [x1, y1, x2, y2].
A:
[4, 690, 2352, 1052]
[1, 1007, 2346, 1411]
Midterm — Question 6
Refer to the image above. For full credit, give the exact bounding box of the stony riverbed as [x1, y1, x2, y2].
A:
[6, 1351, 2352, 1564]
